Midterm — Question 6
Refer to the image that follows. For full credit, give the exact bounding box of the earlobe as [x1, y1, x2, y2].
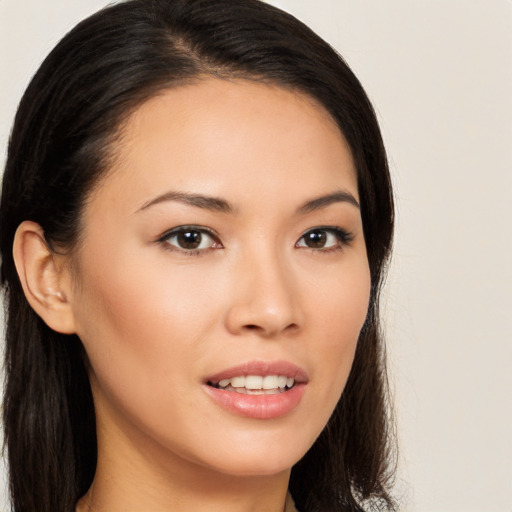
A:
[12, 221, 77, 334]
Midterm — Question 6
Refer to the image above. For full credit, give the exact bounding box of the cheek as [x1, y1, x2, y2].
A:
[308, 252, 371, 338]
[76, 241, 218, 337]
[71, 255, 230, 460]
[71, 249, 222, 406]
[305, 257, 371, 409]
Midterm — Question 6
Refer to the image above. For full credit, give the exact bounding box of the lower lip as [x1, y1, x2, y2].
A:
[203, 384, 306, 420]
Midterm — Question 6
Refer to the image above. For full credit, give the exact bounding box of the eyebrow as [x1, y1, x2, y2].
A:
[137, 189, 359, 215]
[138, 191, 234, 214]
[297, 190, 360, 213]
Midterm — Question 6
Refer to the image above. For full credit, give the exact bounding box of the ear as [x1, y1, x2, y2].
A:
[13, 221, 77, 334]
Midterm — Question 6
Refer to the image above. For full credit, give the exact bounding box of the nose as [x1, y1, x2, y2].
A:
[224, 251, 303, 338]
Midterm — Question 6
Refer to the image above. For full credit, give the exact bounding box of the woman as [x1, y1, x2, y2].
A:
[0, 0, 395, 511]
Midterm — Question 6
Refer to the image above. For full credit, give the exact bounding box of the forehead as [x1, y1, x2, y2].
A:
[92, 78, 358, 215]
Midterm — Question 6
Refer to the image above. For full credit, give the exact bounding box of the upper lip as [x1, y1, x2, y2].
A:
[205, 360, 309, 385]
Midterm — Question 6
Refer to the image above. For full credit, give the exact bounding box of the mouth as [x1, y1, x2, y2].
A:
[203, 360, 308, 419]
[207, 374, 297, 395]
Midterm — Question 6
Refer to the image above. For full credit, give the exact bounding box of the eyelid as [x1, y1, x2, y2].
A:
[156, 225, 223, 253]
[157, 225, 220, 241]
[296, 225, 354, 250]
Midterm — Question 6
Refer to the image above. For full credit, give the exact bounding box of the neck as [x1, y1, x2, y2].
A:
[78, 460, 291, 512]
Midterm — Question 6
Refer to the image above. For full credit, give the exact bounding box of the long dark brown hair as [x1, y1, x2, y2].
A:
[0, 1, 395, 511]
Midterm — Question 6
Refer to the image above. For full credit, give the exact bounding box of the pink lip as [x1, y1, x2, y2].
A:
[203, 360, 308, 420]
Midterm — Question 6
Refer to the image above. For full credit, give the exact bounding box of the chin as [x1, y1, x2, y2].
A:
[211, 457, 295, 478]
[193, 434, 312, 478]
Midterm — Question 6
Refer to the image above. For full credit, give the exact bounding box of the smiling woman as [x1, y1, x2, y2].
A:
[0, 1, 395, 512]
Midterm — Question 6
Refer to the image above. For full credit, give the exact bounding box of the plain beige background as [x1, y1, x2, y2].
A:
[1, 1, 511, 511]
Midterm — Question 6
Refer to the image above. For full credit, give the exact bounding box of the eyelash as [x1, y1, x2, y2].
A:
[296, 226, 354, 253]
[156, 225, 354, 256]
[156, 225, 222, 256]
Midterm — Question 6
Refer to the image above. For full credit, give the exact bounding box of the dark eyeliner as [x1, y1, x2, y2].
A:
[155, 225, 222, 255]
[326, 226, 354, 245]
[298, 225, 354, 251]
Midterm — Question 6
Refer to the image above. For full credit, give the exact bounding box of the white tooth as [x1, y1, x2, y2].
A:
[262, 375, 279, 389]
[277, 376, 287, 388]
[218, 378, 231, 388]
[286, 377, 295, 388]
[230, 376, 246, 388]
[245, 375, 263, 389]
[246, 388, 281, 395]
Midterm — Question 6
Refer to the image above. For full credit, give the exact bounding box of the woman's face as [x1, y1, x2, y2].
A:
[68, 79, 371, 478]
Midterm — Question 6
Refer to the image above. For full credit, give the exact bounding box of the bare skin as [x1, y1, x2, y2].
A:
[14, 79, 370, 512]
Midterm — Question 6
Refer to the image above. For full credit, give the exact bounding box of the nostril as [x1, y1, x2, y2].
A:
[285, 323, 299, 333]
[241, 322, 299, 336]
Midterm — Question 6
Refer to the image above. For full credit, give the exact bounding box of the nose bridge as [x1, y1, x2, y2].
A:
[226, 242, 301, 337]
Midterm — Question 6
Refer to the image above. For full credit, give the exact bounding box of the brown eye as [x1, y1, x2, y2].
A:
[177, 230, 203, 249]
[302, 230, 327, 248]
[162, 227, 220, 252]
[296, 227, 352, 250]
